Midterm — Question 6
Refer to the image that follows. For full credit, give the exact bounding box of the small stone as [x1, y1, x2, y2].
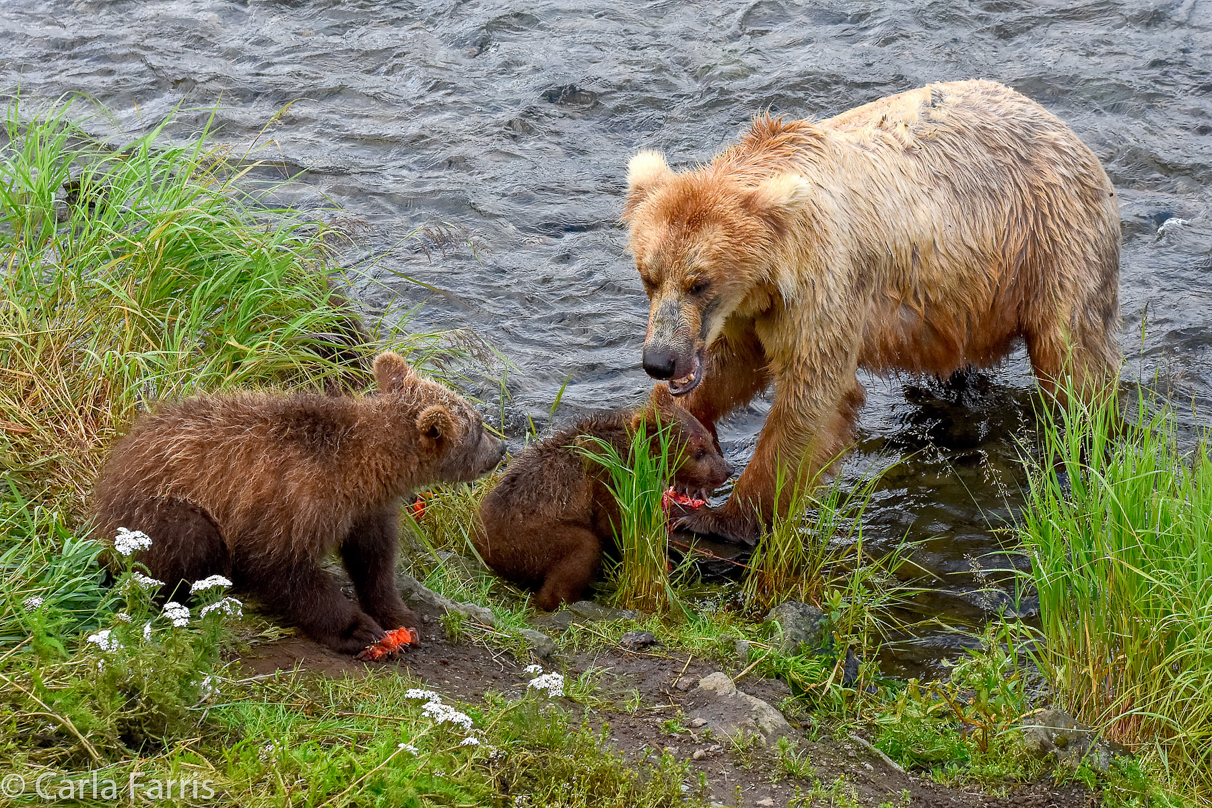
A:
[568, 600, 639, 622]
[692, 748, 707, 760]
[689, 718, 708, 728]
[735, 638, 751, 662]
[756, 799, 775, 807]
[517, 628, 556, 659]
[619, 630, 660, 651]
[764, 601, 828, 654]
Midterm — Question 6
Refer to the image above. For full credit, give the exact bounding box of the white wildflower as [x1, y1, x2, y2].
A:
[258, 740, 280, 761]
[404, 688, 442, 703]
[459, 736, 481, 746]
[398, 743, 419, 754]
[421, 700, 475, 730]
[190, 575, 233, 593]
[200, 597, 243, 619]
[198, 675, 219, 699]
[113, 527, 152, 556]
[143, 622, 154, 641]
[527, 672, 564, 698]
[130, 572, 164, 590]
[162, 601, 190, 627]
[22, 595, 44, 611]
[115, 612, 132, 623]
[524, 664, 543, 674]
[86, 629, 120, 652]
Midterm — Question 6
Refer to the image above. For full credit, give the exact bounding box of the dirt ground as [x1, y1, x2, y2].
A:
[239, 627, 1099, 808]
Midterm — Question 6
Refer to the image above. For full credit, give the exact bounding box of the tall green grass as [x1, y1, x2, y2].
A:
[1020, 387, 1212, 798]
[581, 419, 685, 615]
[0, 97, 430, 515]
[743, 461, 883, 614]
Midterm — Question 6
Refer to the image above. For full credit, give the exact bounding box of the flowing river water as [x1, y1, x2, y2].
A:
[4, 0, 1212, 673]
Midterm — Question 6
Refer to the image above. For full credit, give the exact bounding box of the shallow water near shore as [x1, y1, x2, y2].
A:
[4, 0, 1212, 674]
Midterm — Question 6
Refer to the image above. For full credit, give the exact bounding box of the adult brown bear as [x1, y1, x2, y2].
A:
[91, 353, 505, 654]
[623, 80, 1120, 544]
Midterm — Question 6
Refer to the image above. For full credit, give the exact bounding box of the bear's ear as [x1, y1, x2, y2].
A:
[416, 404, 454, 443]
[623, 150, 673, 221]
[741, 173, 810, 239]
[374, 352, 412, 393]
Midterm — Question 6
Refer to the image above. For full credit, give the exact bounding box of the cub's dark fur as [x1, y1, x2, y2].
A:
[475, 386, 729, 610]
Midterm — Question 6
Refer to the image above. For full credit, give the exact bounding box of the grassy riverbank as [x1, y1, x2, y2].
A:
[1020, 390, 1212, 800]
[1, 99, 1205, 806]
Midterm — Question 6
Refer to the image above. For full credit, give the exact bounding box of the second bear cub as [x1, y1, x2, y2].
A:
[475, 386, 730, 610]
[91, 353, 505, 655]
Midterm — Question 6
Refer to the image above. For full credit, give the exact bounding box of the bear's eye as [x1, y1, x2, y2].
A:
[688, 279, 710, 295]
[693, 448, 707, 461]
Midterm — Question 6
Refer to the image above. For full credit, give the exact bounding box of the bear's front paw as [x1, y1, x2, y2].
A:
[675, 505, 760, 546]
[331, 612, 386, 656]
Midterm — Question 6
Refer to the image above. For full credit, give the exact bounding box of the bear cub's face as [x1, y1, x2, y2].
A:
[374, 353, 506, 484]
[641, 385, 731, 500]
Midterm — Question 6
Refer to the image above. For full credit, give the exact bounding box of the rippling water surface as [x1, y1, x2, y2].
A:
[5, 0, 1212, 672]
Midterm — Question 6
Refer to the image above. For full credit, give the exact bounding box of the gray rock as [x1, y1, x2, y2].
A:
[568, 600, 640, 622]
[685, 672, 795, 747]
[764, 601, 828, 654]
[1021, 709, 1124, 772]
[531, 600, 640, 631]
[735, 639, 752, 663]
[517, 628, 557, 659]
[619, 630, 660, 651]
[397, 572, 496, 628]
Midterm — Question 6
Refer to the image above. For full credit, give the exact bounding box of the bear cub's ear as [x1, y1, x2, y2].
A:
[374, 352, 413, 394]
[416, 404, 454, 443]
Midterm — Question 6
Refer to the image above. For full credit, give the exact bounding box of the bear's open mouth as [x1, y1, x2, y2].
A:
[668, 349, 704, 396]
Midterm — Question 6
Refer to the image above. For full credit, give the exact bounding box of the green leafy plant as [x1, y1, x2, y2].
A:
[1020, 383, 1212, 798]
[580, 417, 687, 615]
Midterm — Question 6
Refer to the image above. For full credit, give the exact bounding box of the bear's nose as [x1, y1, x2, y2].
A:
[642, 344, 678, 379]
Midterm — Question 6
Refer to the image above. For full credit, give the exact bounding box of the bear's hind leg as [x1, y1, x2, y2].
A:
[248, 554, 385, 655]
[127, 497, 229, 602]
[534, 526, 602, 611]
[340, 506, 418, 631]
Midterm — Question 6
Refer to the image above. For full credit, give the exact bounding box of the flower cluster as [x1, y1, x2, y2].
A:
[130, 572, 164, 590]
[22, 595, 43, 612]
[421, 700, 476, 731]
[200, 597, 243, 618]
[86, 629, 120, 652]
[113, 527, 152, 556]
[526, 670, 565, 698]
[162, 601, 190, 627]
[190, 575, 233, 593]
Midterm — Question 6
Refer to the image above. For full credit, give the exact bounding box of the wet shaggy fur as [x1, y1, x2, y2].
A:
[624, 79, 1120, 543]
[474, 386, 730, 610]
[91, 353, 505, 654]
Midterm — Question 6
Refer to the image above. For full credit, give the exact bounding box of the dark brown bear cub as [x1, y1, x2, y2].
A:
[91, 353, 505, 655]
[474, 385, 730, 610]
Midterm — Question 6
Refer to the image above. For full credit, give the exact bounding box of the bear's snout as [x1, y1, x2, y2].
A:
[642, 344, 679, 379]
